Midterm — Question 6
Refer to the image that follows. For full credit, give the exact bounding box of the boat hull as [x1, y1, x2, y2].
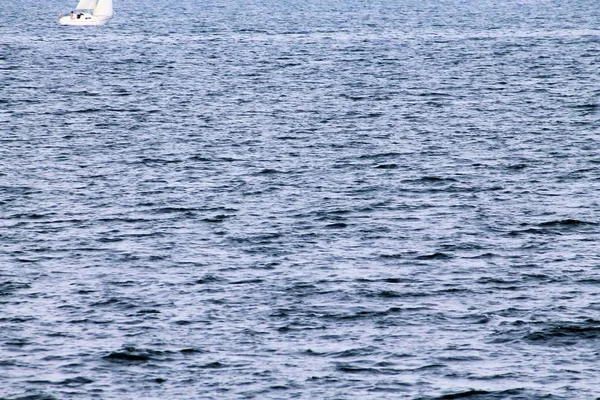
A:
[59, 13, 112, 26]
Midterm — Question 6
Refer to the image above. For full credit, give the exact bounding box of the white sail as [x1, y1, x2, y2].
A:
[75, 0, 96, 10]
[94, 0, 113, 16]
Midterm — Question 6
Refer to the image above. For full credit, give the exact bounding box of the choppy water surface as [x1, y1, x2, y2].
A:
[1, 0, 600, 398]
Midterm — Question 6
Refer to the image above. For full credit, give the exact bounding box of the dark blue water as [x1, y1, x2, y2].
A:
[1, 0, 600, 398]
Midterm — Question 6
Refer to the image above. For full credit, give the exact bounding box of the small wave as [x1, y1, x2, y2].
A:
[538, 219, 597, 227]
[201, 214, 233, 223]
[378, 253, 405, 259]
[335, 362, 400, 375]
[57, 376, 94, 387]
[104, 352, 150, 361]
[324, 222, 348, 229]
[571, 103, 598, 113]
[375, 163, 398, 169]
[322, 307, 405, 320]
[476, 277, 519, 285]
[140, 157, 183, 165]
[188, 156, 238, 162]
[97, 237, 124, 243]
[0, 316, 36, 323]
[229, 278, 264, 285]
[305, 346, 379, 358]
[416, 252, 453, 260]
[136, 309, 161, 315]
[189, 275, 224, 285]
[73, 107, 103, 114]
[427, 390, 492, 399]
[506, 163, 528, 170]
[180, 348, 206, 354]
[255, 168, 283, 175]
[196, 361, 226, 369]
[507, 228, 555, 236]
[9, 394, 59, 400]
[358, 152, 402, 159]
[363, 289, 429, 299]
[152, 206, 198, 214]
[0, 281, 31, 296]
[424, 388, 529, 400]
[525, 322, 600, 344]
[103, 346, 169, 363]
[375, 290, 404, 298]
[10, 213, 49, 220]
[276, 324, 326, 333]
[465, 252, 497, 259]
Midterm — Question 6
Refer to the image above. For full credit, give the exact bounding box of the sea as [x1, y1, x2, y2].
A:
[1, 0, 599, 398]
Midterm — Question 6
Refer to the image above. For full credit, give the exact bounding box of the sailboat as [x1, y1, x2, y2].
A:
[59, 0, 113, 26]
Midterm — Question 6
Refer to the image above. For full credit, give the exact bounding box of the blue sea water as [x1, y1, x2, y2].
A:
[1, 0, 600, 398]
